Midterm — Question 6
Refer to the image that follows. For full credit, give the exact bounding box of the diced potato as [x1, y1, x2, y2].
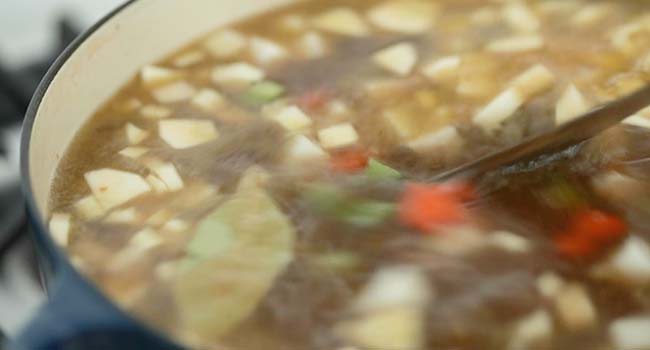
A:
[152, 81, 197, 104]
[191, 88, 225, 113]
[172, 50, 206, 68]
[155, 260, 180, 282]
[49, 213, 71, 247]
[610, 17, 650, 56]
[147, 209, 175, 227]
[74, 195, 106, 220]
[297, 31, 329, 59]
[140, 65, 182, 88]
[473, 89, 524, 133]
[125, 123, 149, 145]
[610, 316, 650, 350]
[556, 84, 590, 125]
[279, 14, 307, 32]
[110, 228, 163, 270]
[159, 119, 219, 149]
[427, 225, 488, 256]
[471, 7, 500, 25]
[118, 147, 149, 159]
[571, 3, 611, 27]
[335, 308, 425, 350]
[536, 272, 566, 299]
[489, 231, 531, 253]
[511, 64, 556, 99]
[212, 62, 265, 87]
[554, 284, 597, 330]
[117, 98, 142, 113]
[140, 105, 172, 119]
[623, 114, 650, 129]
[203, 29, 248, 59]
[105, 208, 138, 224]
[267, 105, 313, 132]
[355, 265, 432, 311]
[422, 56, 461, 83]
[592, 170, 645, 204]
[146, 174, 169, 193]
[591, 236, 650, 285]
[162, 219, 190, 233]
[372, 42, 418, 77]
[287, 135, 329, 163]
[407, 126, 463, 154]
[238, 166, 271, 192]
[250, 37, 288, 65]
[503, 1, 540, 33]
[367, 0, 438, 34]
[318, 123, 360, 149]
[84, 169, 152, 210]
[486, 35, 545, 54]
[145, 160, 185, 192]
[312, 7, 370, 37]
[509, 310, 553, 350]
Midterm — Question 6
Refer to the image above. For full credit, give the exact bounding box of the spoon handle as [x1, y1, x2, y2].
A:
[434, 85, 650, 182]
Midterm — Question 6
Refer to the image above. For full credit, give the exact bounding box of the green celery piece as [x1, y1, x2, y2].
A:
[303, 182, 395, 227]
[366, 159, 401, 179]
[242, 81, 286, 106]
[338, 200, 396, 227]
[174, 187, 296, 339]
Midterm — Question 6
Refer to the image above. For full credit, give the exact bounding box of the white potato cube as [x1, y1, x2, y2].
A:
[554, 284, 597, 330]
[159, 119, 218, 149]
[407, 126, 463, 154]
[489, 231, 531, 253]
[422, 56, 461, 83]
[117, 98, 142, 113]
[623, 115, 650, 129]
[152, 81, 197, 104]
[355, 265, 432, 311]
[571, 4, 611, 27]
[118, 147, 149, 159]
[140, 105, 172, 119]
[212, 62, 265, 87]
[268, 105, 313, 132]
[287, 135, 328, 162]
[105, 208, 138, 224]
[335, 308, 425, 350]
[610, 316, 650, 349]
[140, 65, 181, 87]
[297, 31, 329, 59]
[126, 123, 149, 145]
[250, 37, 288, 65]
[556, 84, 590, 125]
[49, 213, 71, 247]
[486, 35, 545, 54]
[162, 219, 190, 233]
[591, 236, 650, 285]
[511, 64, 556, 99]
[110, 228, 162, 270]
[503, 2, 540, 33]
[279, 14, 307, 32]
[146, 174, 169, 193]
[536, 272, 566, 299]
[74, 195, 106, 220]
[146, 160, 184, 192]
[318, 123, 360, 149]
[191, 88, 225, 112]
[312, 7, 370, 37]
[203, 29, 247, 59]
[84, 169, 151, 210]
[367, 1, 438, 34]
[372, 42, 418, 77]
[473, 89, 524, 133]
[172, 50, 206, 68]
[509, 309, 553, 350]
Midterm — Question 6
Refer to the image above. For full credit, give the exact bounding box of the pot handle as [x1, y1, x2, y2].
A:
[9, 265, 175, 350]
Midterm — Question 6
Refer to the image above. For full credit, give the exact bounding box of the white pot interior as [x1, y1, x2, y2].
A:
[27, 0, 295, 216]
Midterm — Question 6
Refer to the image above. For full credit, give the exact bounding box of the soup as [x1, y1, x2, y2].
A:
[47, 0, 650, 349]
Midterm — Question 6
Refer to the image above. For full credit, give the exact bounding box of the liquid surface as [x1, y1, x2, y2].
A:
[49, 1, 650, 349]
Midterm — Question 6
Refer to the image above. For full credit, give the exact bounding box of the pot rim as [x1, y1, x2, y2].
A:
[19, 0, 179, 347]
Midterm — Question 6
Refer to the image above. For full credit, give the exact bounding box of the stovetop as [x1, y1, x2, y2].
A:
[0, 0, 125, 338]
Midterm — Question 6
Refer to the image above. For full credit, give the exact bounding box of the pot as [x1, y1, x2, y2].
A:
[17, 0, 294, 349]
